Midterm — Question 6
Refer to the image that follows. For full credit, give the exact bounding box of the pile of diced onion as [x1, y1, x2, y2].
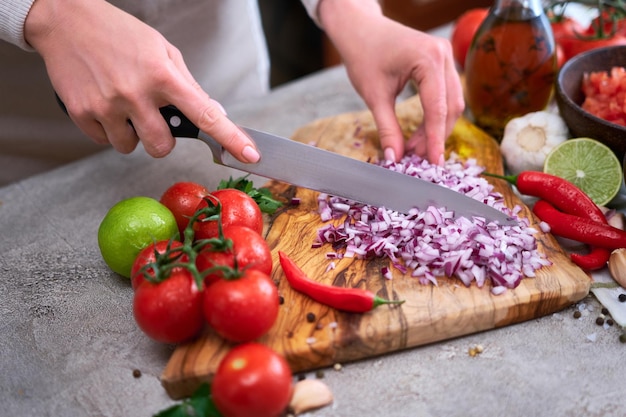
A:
[314, 154, 551, 294]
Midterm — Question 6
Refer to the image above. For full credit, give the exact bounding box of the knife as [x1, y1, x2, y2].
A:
[53, 95, 513, 224]
[158, 106, 515, 225]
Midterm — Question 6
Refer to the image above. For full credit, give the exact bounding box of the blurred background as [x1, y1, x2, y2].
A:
[258, 0, 493, 87]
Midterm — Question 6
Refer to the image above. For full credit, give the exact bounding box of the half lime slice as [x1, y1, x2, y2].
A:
[543, 137, 623, 206]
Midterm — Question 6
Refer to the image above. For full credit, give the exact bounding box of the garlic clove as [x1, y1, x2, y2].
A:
[288, 378, 334, 415]
[608, 248, 626, 288]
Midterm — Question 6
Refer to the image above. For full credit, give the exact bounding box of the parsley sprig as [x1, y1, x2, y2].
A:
[217, 175, 282, 214]
[154, 384, 221, 417]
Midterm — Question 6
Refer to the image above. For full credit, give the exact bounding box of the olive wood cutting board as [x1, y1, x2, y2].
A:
[161, 95, 591, 399]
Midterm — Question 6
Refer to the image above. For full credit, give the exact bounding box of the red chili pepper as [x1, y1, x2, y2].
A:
[533, 200, 626, 250]
[278, 251, 404, 313]
[570, 247, 610, 271]
[487, 171, 606, 223]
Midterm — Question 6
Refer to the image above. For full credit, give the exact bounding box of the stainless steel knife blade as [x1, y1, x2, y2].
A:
[160, 106, 515, 225]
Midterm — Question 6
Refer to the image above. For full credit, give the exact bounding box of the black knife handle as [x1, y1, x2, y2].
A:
[158, 105, 200, 138]
[54, 93, 200, 139]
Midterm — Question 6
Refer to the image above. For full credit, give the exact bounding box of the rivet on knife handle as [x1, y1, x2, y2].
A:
[158, 106, 223, 163]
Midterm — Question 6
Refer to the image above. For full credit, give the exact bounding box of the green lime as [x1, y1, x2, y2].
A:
[98, 196, 178, 278]
[543, 137, 623, 206]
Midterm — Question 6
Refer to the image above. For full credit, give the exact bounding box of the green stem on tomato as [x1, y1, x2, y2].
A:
[198, 262, 244, 281]
[546, 0, 626, 39]
[142, 193, 236, 290]
[138, 240, 186, 284]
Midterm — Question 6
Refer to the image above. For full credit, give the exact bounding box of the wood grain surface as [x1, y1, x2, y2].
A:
[161, 96, 591, 400]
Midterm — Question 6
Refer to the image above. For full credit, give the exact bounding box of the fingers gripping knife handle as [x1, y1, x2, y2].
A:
[158, 106, 224, 163]
[53, 93, 224, 163]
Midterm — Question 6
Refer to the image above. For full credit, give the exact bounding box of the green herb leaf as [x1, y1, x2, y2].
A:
[154, 384, 221, 417]
[217, 175, 283, 214]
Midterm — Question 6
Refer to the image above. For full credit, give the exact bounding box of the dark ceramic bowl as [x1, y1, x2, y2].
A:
[555, 45, 626, 161]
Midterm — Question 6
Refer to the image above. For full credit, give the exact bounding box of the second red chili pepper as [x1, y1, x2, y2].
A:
[533, 200, 626, 250]
[278, 251, 404, 313]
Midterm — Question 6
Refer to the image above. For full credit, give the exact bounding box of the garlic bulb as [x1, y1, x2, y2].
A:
[500, 111, 569, 175]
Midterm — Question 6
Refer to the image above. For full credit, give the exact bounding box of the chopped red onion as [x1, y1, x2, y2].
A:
[381, 266, 392, 280]
[491, 285, 508, 295]
[313, 153, 551, 292]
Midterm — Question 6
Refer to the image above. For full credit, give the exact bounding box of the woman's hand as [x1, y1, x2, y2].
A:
[24, 0, 260, 163]
[319, 0, 464, 164]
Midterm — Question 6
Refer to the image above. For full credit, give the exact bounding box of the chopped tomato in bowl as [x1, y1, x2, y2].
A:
[555, 45, 626, 161]
[582, 66, 626, 126]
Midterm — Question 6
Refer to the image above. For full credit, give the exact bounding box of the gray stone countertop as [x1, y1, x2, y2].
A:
[1, 66, 625, 417]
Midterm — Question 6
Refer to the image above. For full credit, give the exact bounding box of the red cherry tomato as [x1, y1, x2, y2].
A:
[160, 181, 209, 237]
[203, 268, 279, 342]
[450, 8, 489, 70]
[193, 189, 263, 240]
[133, 269, 204, 344]
[589, 8, 626, 37]
[565, 31, 626, 61]
[550, 16, 585, 42]
[130, 240, 187, 290]
[196, 225, 273, 286]
[211, 343, 293, 417]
